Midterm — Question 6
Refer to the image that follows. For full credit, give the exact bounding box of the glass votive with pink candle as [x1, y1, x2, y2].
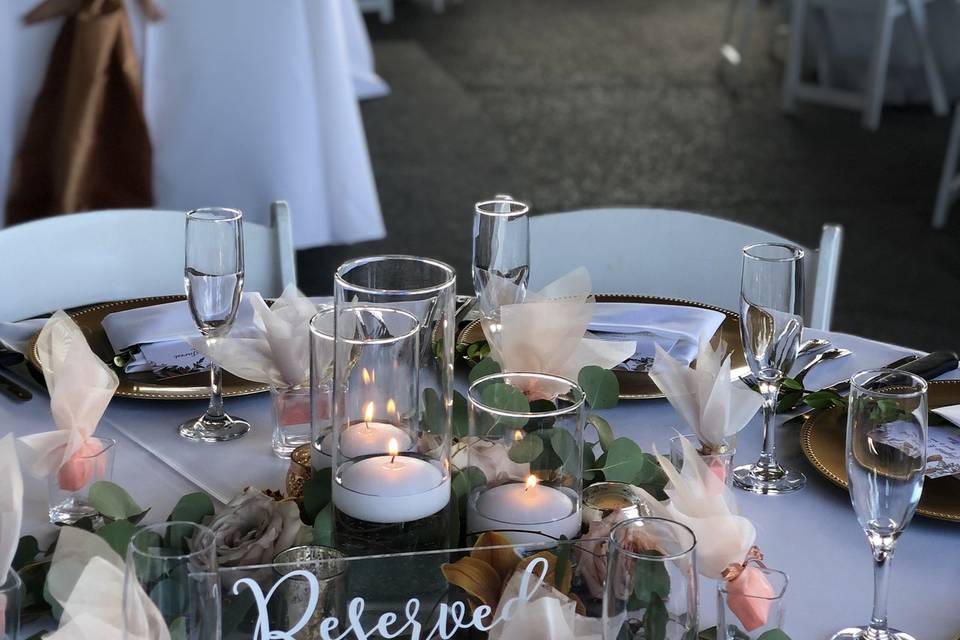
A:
[669, 433, 736, 489]
[717, 566, 789, 639]
[270, 383, 313, 458]
[47, 436, 116, 524]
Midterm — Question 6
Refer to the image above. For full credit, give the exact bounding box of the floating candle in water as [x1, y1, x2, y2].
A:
[335, 436, 450, 523]
[468, 474, 581, 544]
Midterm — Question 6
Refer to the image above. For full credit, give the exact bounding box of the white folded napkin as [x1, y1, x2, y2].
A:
[189, 285, 323, 388]
[484, 268, 635, 394]
[489, 565, 602, 640]
[44, 528, 170, 640]
[920, 405, 960, 478]
[589, 303, 726, 372]
[649, 340, 762, 452]
[18, 312, 119, 488]
[101, 295, 258, 377]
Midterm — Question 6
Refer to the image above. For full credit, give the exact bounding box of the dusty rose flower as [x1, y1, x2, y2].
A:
[190, 488, 310, 568]
[577, 511, 662, 600]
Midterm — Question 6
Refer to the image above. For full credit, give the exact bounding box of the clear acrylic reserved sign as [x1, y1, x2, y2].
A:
[217, 539, 608, 640]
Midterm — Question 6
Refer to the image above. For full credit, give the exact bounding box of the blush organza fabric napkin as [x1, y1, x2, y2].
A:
[0, 435, 23, 636]
[649, 340, 761, 452]
[483, 267, 636, 391]
[18, 311, 119, 490]
[189, 285, 323, 388]
[638, 436, 774, 631]
[44, 528, 170, 640]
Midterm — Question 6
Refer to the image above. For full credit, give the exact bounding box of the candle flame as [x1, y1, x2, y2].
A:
[388, 437, 399, 460]
[363, 401, 375, 424]
[386, 398, 397, 415]
[525, 475, 538, 491]
[513, 430, 523, 442]
[362, 368, 374, 384]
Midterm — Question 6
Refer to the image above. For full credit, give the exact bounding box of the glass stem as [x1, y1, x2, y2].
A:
[756, 378, 782, 477]
[869, 537, 895, 634]
[206, 364, 225, 419]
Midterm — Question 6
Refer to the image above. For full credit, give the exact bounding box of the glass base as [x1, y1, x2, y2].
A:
[48, 495, 99, 525]
[733, 462, 806, 495]
[178, 413, 251, 442]
[831, 626, 916, 640]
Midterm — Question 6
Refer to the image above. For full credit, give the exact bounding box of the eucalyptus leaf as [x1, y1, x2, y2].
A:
[508, 436, 545, 463]
[757, 630, 792, 640]
[169, 617, 188, 640]
[221, 587, 256, 636]
[96, 520, 140, 557]
[632, 549, 670, 607]
[587, 414, 616, 452]
[303, 468, 333, 522]
[150, 578, 188, 620]
[452, 466, 488, 499]
[13, 535, 39, 570]
[89, 481, 143, 520]
[168, 492, 215, 524]
[555, 536, 571, 591]
[313, 504, 334, 547]
[549, 428, 579, 471]
[642, 592, 668, 640]
[602, 438, 649, 484]
[699, 626, 750, 640]
[781, 377, 803, 391]
[423, 388, 445, 434]
[527, 399, 558, 430]
[452, 391, 469, 438]
[578, 366, 619, 409]
[479, 382, 530, 434]
[469, 357, 501, 384]
[582, 446, 598, 483]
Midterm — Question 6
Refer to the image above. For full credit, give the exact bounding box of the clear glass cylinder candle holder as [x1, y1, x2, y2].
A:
[669, 434, 736, 488]
[332, 255, 456, 479]
[466, 372, 585, 545]
[271, 384, 312, 458]
[323, 305, 452, 554]
[603, 517, 699, 640]
[48, 436, 117, 524]
[717, 567, 788, 639]
[309, 309, 336, 470]
[0, 569, 22, 640]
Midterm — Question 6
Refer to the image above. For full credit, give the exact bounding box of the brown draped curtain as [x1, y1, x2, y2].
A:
[5, 0, 160, 226]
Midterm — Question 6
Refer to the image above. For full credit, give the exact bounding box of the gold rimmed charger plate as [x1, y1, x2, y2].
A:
[27, 296, 269, 400]
[801, 379, 960, 523]
[456, 294, 744, 400]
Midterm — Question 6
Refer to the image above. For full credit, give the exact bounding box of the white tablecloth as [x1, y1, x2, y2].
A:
[9, 327, 960, 638]
[0, 0, 387, 249]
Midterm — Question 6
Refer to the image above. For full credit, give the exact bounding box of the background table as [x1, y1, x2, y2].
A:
[9, 326, 960, 638]
[0, 0, 387, 248]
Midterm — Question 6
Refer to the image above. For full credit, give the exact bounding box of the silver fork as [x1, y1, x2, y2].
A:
[792, 347, 852, 386]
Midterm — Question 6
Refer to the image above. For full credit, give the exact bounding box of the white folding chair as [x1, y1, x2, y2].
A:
[932, 102, 960, 228]
[529, 208, 843, 331]
[0, 201, 296, 321]
[781, 0, 948, 130]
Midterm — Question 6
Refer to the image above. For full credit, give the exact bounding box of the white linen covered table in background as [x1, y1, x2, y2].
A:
[0, 0, 387, 248]
[9, 325, 960, 638]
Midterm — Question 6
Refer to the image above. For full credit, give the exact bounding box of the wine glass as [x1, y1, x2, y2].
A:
[178, 207, 250, 442]
[831, 369, 927, 640]
[472, 196, 530, 341]
[733, 243, 806, 495]
[124, 522, 221, 639]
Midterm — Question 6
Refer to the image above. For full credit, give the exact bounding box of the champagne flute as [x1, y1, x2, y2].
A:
[472, 196, 530, 343]
[831, 369, 927, 640]
[733, 243, 806, 494]
[178, 207, 250, 442]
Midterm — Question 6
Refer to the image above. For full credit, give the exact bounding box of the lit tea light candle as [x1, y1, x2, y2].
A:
[468, 474, 581, 545]
[323, 402, 413, 460]
[334, 437, 450, 523]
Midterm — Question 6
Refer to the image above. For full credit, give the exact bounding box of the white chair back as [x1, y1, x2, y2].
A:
[0, 201, 296, 321]
[529, 208, 843, 331]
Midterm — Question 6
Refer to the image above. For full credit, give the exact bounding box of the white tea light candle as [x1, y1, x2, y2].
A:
[334, 438, 450, 523]
[468, 475, 581, 544]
